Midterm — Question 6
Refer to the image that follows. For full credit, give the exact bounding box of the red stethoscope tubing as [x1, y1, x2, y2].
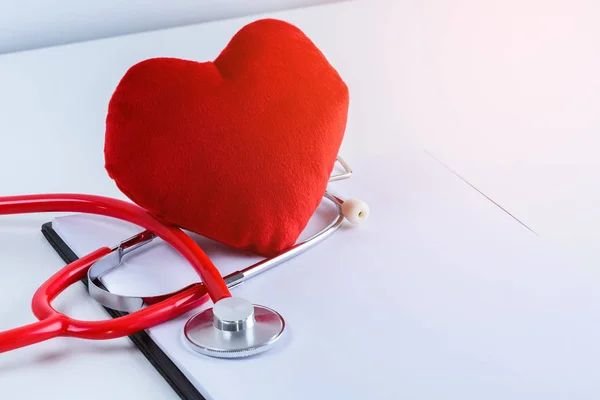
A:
[0, 193, 231, 353]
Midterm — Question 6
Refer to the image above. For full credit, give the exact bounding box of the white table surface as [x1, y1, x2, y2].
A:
[1, 0, 599, 398]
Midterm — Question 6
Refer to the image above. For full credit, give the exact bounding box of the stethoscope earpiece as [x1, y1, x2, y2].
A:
[341, 198, 370, 225]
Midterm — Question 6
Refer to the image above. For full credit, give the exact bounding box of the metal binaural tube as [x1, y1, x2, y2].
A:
[87, 192, 344, 311]
[223, 192, 344, 287]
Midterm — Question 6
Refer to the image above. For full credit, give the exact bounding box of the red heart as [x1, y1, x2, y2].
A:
[104, 19, 349, 256]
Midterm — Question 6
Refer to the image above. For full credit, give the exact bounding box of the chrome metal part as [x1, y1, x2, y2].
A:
[183, 297, 285, 358]
[329, 156, 353, 182]
[87, 192, 343, 312]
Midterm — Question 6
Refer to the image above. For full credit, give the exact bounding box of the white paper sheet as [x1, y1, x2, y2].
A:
[52, 147, 600, 400]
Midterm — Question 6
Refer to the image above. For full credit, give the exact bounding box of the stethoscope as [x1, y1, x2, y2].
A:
[0, 156, 368, 358]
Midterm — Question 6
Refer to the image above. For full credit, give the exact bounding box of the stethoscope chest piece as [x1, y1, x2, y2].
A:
[184, 297, 285, 359]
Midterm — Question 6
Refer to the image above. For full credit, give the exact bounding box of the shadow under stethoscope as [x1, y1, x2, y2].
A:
[0, 340, 137, 374]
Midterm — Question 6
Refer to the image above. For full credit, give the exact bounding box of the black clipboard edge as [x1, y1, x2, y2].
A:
[41, 221, 205, 400]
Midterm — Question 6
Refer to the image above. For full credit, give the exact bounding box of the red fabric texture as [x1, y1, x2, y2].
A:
[104, 18, 349, 256]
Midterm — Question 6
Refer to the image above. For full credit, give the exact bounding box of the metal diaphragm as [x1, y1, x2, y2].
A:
[183, 297, 285, 358]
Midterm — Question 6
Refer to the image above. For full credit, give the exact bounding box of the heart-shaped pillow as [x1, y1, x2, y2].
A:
[104, 18, 349, 256]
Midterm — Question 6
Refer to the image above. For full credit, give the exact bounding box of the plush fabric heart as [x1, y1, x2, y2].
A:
[104, 18, 349, 256]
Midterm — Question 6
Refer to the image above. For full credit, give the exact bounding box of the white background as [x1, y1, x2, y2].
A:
[0, 0, 341, 54]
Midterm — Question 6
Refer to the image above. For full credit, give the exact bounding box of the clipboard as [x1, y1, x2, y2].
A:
[41, 221, 204, 400]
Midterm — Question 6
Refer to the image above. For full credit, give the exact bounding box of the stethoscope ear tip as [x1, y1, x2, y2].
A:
[341, 198, 370, 225]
